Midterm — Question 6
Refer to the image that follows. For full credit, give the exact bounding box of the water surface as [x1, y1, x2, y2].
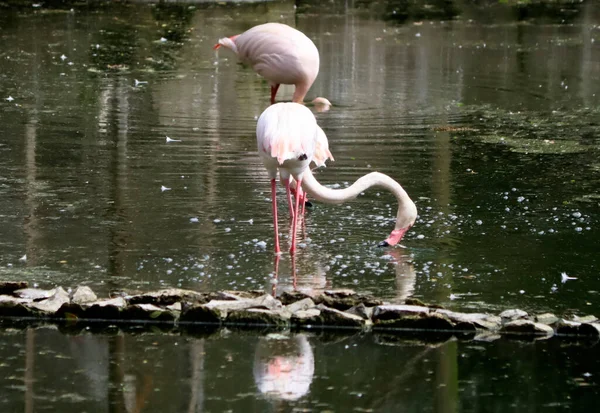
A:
[0, 326, 598, 412]
[1, 0, 600, 324]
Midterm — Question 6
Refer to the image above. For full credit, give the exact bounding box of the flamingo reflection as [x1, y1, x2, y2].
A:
[253, 334, 315, 401]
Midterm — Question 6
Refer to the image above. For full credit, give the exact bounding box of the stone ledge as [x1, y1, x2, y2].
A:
[0, 283, 599, 339]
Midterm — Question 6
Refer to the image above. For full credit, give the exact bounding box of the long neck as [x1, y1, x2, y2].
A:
[292, 82, 311, 103]
[301, 169, 417, 229]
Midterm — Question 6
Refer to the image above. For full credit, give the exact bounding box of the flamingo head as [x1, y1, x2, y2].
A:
[378, 226, 411, 248]
[311, 97, 332, 112]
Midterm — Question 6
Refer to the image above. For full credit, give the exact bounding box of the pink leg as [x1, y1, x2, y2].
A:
[291, 252, 297, 290]
[283, 178, 295, 219]
[301, 190, 307, 216]
[271, 179, 280, 254]
[290, 177, 303, 253]
[270, 84, 280, 105]
[271, 254, 280, 297]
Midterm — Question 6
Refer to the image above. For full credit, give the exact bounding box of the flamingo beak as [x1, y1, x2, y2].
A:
[378, 227, 410, 247]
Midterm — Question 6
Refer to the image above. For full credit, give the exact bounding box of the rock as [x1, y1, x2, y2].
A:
[167, 302, 182, 312]
[0, 281, 28, 295]
[210, 290, 266, 301]
[317, 305, 365, 328]
[14, 288, 55, 301]
[499, 309, 529, 322]
[292, 305, 365, 328]
[579, 323, 600, 337]
[372, 305, 430, 322]
[122, 303, 177, 322]
[128, 288, 208, 306]
[279, 290, 312, 305]
[535, 313, 559, 325]
[284, 297, 316, 315]
[324, 289, 358, 298]
[0, 295, 33, 317]
[29, 287, 70, 314]
[316, 290, 383, 311]
[404, 297, 427, 307]
[180, 304, 222, 324]
[345, 303, 374, 320]
[201, 294, 283, 319]
[435, 310, 500, 331]
[80, 297, 127, 320]
[573, 315, 598, 324]
[373, 311, 454, 331]
[71, 286, 97, 304]
[500, 320, 554, 336]
[405, 297, 445, 309]
[254, 294, 283, 311]
[291, 308, 321, 324]
[226, 309, 289, 327]
[555, 320, 581, 336]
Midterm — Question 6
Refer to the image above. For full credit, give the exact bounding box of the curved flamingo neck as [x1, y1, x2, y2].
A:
[301, 169, 417, 232]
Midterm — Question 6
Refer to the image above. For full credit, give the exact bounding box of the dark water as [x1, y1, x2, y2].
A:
[1, 0, 600, 409]
[2, 0, 599, 314]
[1, 326, 599, 412]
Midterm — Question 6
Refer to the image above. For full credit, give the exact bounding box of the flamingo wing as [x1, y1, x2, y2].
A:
[257, 103, 318, 165]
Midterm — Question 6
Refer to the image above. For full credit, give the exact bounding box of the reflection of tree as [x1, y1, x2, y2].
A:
[151, 4, 195, 43]
[187, 339, 206, 413]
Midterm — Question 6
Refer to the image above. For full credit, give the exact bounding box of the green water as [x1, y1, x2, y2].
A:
[1, 0, 600, 410]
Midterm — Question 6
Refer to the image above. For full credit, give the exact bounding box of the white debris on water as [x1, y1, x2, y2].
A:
[561, 272, 577, 283]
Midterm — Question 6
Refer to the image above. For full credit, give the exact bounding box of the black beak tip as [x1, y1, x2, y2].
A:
[377, 240, 390, 248]
[304, 200, 313, 208]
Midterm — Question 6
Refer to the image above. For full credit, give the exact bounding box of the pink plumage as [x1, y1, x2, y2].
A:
[256, 104, 417, 253]
[215, 23, 320, 104]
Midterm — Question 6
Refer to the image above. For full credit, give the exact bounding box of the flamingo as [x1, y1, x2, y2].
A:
[257, 103, 418, 254]
[214, 23, 322, 105]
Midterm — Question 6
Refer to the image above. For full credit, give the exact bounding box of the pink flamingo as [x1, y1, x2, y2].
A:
[214, 23, 321, 104]
[257, 103, 418, 254]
